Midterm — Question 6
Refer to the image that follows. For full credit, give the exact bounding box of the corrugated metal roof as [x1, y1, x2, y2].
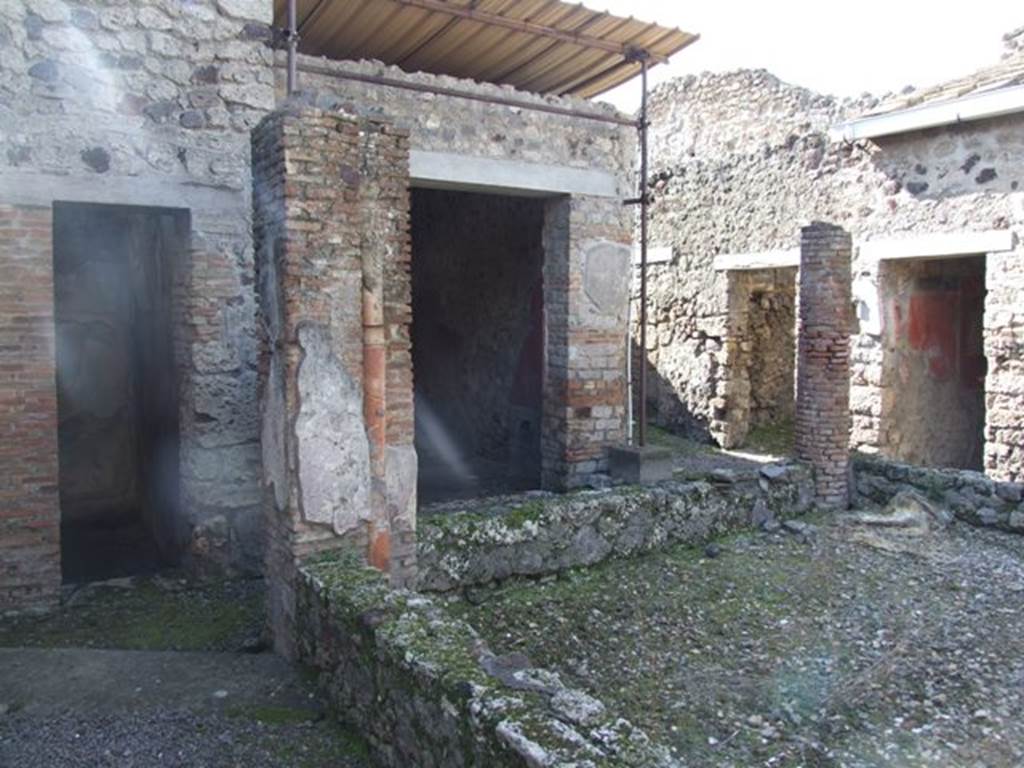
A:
[275, 0, 698, 98]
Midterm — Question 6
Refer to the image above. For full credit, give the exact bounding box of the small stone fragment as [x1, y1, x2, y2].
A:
[550, 688, 606, 726]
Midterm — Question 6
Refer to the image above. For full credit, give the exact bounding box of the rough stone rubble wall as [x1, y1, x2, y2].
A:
[291, 55, 637, 489]
[855, 455, 1024, 532]
[296, 554, 673, 768]
[417, 463, 814, 592]
[0, 0, 276, 576]
[253, 105, 414, 657]
[643, 66, 1024, 481]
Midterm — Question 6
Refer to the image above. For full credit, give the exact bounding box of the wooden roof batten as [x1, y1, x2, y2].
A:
[391, 0, 671, 63]
[276, 0, 698, 98]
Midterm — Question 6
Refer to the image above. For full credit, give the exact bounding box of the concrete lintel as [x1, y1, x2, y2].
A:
[713, 248, 800, 271]
[409, 150, 618, 198]
[632, 246, 672, 266]
[859, 229, 1016, 262]
[0, 169, 246, 214]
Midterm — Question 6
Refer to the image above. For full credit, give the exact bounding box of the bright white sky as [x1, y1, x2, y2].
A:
[597, 1, 1021, 112]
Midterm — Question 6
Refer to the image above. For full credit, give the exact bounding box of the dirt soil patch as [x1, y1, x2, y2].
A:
[450, 517, 1024, 767]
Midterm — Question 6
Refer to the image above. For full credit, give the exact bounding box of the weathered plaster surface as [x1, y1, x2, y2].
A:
[295, 325, 371, 535]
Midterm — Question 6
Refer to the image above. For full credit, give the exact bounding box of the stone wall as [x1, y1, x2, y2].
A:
[297, 552, 673, 767]
[287, 54, 632, 175]
[0, 0, 276, 578]
[642, 61, 1024, 481]
[417, 462, 814, 592]
[855, 455, 1024, 532]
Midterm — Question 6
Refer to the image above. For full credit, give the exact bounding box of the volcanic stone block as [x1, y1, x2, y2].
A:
[607, 444, 674, 484]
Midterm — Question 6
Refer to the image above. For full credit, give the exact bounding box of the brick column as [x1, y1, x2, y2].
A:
[795, 222, 852, 508]
[253, 104, 413, 656]
[541, 196, 632, 490]
[0, 204, 61, 612]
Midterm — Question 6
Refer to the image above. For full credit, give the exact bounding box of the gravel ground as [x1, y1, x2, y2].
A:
[0, 575, 370, 767]
[0, 709, 369, 768]
[450, 516, 1024, 767]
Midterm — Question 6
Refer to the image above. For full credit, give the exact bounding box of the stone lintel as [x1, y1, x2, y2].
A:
[713, 248, 801, 271]
[410, 150, 618, 198]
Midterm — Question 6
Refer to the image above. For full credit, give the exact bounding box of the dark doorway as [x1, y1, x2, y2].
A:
[53, 203, 187, 583]
[879, 255, 987, 470]
[410, 189, 545, 503]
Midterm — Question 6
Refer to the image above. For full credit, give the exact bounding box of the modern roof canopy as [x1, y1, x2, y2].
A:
[273, 0, 698, 98]
[833, 49, 1024, 141]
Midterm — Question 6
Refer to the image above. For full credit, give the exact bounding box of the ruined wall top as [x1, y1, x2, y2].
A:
[648, 69, 855, 163]
[1004, 25, 1024, 58]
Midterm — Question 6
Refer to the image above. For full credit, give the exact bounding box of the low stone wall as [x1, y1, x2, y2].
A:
[854, 455, 1024, 531]
[296, 553, 674, 767]
[417, 463, 814, 592]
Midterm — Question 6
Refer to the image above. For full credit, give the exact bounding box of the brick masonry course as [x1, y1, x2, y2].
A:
[0, 204, 60, 613]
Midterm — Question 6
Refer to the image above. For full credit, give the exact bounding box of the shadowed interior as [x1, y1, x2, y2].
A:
[53, 203, 187, 583]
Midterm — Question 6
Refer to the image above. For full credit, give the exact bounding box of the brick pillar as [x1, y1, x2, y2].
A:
[541, 195, 632, 490]
[253, 104, 413, 657]
[0, 204, 61, 612]
[795, 222, 852, 508]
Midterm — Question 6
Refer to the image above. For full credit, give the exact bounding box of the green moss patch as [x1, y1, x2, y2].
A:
[0, 575, 263, 652]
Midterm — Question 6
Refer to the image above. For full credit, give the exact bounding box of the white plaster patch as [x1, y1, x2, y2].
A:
[853, 273, 882, 337]
[262, 352, 288, 511]
[386, 444, 418, 529]
[582, 241, 630, 323]
[295, 325, 371, 535]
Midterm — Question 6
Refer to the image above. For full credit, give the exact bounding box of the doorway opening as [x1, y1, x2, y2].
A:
[726, 267, 797, 452]
[879, 255, 986, 469]
[410, 189, 545, 503]
[53, 202, 187, 583]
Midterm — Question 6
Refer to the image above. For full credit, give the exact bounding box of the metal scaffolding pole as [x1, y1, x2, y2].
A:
[624, 53, 650, 447]
[286, 0, 298, 95]
[637, 58, 649, 447]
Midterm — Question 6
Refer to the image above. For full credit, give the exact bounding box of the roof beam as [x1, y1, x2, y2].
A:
[390, 0, 669, 63]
